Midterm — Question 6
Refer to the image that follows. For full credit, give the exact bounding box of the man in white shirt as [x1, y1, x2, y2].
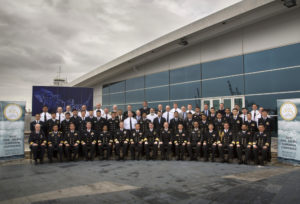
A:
[251, 104, 261, 122]
[170, 103, 182, 114]
[93, 103, 104, 117]
[179, 106, 187, 120]
[56, 107, 65, 123]
[147, 108, 157, 122]
[40, 105, 51, 122]
[78, 105, 90, 117]
[163, 105, 174, 124]
[64, 105, 73, 117]
[240, 107, 248, 122]
[124, 111, 137, 131]
[102, 108, 112, 120]
[186, 104, 195, 114]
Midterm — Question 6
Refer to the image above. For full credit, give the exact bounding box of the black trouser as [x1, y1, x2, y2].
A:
[236, 145, 251, 162]
[31, 145, 45, 161]
[203, 143, 217, 160]
[253, 146, 268, 164]
[98, 143, 111, 159]
[160, 143, 171, 160]
[187, 143, 200, 159]
[145, 143, 158, 160]
[218, 144, 233, 161]
[115, 142, 128, 159]
[175, 144, 186, 160]
[65, 145, 79, 161]
[48, 144, 63, 161]
[130, 143, 143, 160]
[82, 144, 96, 160]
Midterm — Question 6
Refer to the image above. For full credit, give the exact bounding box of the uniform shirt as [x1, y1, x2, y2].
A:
[64, 111, 73, 117]
[240, 114, 248, 122]
[170, 108, 182, 114]
[78, 110, 90, 117]
[186, 110, 195, 114]
[102, 113, 112, 120]
[124, 117, 137, 130]
[56, 112, 65, 123]
[146, 113, 157, 122]
[162, 111, 174, 123]
[40, 112, 51, 122]
[251, 110, 261, 122]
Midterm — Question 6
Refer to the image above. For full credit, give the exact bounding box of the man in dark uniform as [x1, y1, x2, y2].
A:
[86, 110, 95, 129]
[30, 113, 45, 133]
[230, 108, 243, 140]
[217, 103, 225, 116]
[218, 122, 234, 163]
[98, 125, 113, 160]
[46, 112, 60, 135]
[153, 111, 166, 132]
[159, 122, 172, 160]
[224, 108, 232, 123]
[70, 109, 81, 131]
[173, 124, 188, 160]
[61, 112, 71, 135]
[139, 101, 150, 115]
[64, 123, 80, 161]
[130, 123, 144, 160]
[108, 112, 120, 134]
[94, 110, 106, 134]
[253, 125, 271, 165]
[29, 124, 46, 164]
[79, 110, 89, 133]
[187, 121, 203, 160]
[208, 107, 216, 123]
[114, 122, 130, 160]
[47, 124, 64, 162]
[244, 113, 258, 136]
[183, 112, 194, 135]
[203, 123, 218, 162]
[81, 122, 97, 161]
[214, 112, 225, 136]
[192, 107, 202, 123]
[144, 123, 159, 160]
[139, 112, 151, 133]
[258, 110, 273, 134]
[170, 111, 183, 132]
[199, 114, 209, 135]
[235, 124, 252, 164]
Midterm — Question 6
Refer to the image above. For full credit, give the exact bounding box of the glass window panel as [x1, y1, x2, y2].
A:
[103, 85, 110, 95]
[245, 68, 300, 94]
[125, 90, 144, 103]
[128, 104, 141, 113]
[202, 76, 244, 97]
[244, 43, 300, 73]
[110, 93, 125, 105]
[170, 82, 201, 100]
[126, 76, 144, 91]
[145, 86, 169, 102]
[203, 100, 210, 108]
[223, 99, 231, 109]
[170, 64, 201, 84]
[202, 55, 243, 79]
[145, 71, 169, 88]
[234, 98, 243, 108]
[213, 99, 220, 111]
[109, 81, 125, 93]
[102, 94, 110, 105]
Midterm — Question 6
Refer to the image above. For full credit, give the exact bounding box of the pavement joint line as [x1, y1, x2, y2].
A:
[222, 166, 299, 182]
[0, 181, 139, 204]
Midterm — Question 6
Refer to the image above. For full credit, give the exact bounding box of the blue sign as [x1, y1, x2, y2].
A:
[32, 86, 93, 115]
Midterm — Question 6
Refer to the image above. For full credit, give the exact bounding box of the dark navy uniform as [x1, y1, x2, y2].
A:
[187, 128, 203, 160]
[144, 129, 159, 160]
[47, 131, 64, 162]
[129, 130, 144, 160]
[253, 131, 271, 165]
[64, 130, 80, 161]
[123, 111, 136, 120]
[203, 130, 218, 161]
[214, 118, 225, 135]
[139, 118, 151, 133]
[159, 129, 172, 160]
[61, 119, 71, 135]
[70, 116, 82, 131]
[93, 117, 106, 133]
[173, 130, 188, 160]
[258, 117, 273, 133]
[170, 117, 184, 132]
[81, 130, 97, 160]
[183, 119, 194, 135]
[46, 119, 60, 135]
[235, 130, 252, 164]
[192, 113, 201, 123]
[199, 120, 209, 135]
[30, 121, 45, 133]
[114, 129, 130, 160]
[244, 120, 258, 135]
[107, 118, 120, 134]
[98, 131, 113, 160]
[218, 129, 234, 162]
[139, 107, 150, 115]
[79, 118, 89, 133]
[153, 117, 166, 132]
[230, 116, 243, 136]
[29, 131, 47, 163]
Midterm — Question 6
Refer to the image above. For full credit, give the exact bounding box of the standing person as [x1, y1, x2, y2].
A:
[187, 104, 195, 114]
[139, 101, 150, 115]
[139, 112, 151, 133]
[93, 103, 104, 117]
[107, 112, 120, 135]
[135, 110, 141, 122]
[123, 105, 136, 119]
[93, 110, 106, 135]
[40, 105, 51, 123]
[202, 104, 210, 117]
[240, 108, 248, 123]
[70, 109, 81, 131]
[124, 111, 137, 132]
[61, 112, 71, 135]
[86, 110, 95, 129]
[117, 109, 124, 122]
[153, 111, 166, 132]
[251, 104, 261, 122]
[64, 123, 80, 161]
[64, 105, 73, 117]
[56, 107, 65, 127]
[129, 123, 144, 160]
[159, 122, 172, 160]
[208, 107, 216, 123]
[179, 106, 187, 120]
[78, 105, 89, 117]
[170, 111, 184, 132]
[46, 112, 60, 136]
[162, 105, 174, 124]
[230, 108, 243, 140]
[183, 112, 194, 134]
[170, 103, 182, 114]
[29, 124, 46, 164]
[258, 110, 273, 134]
[217, 103, 225, 116]
[30, 113, 45, 133]
[79, 110, 88, 133]
[102, 108, 111, 121]
[146, 108, 157, 123]
[47, 124, 64, 162]
[192, 107, 201, 123]
[156, 104, 164, 114]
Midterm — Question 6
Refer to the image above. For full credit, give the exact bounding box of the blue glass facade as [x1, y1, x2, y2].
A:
[102, 43, 300, 115]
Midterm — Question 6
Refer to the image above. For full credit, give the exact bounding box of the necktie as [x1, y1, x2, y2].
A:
[254, 112, 256, 119]
[59, 114, 61, 123]
[130, 117, 132, 131]
[167, 112, 169, 123]
[106, 115, 108, 120]
[44, 113, 47, 122]
[244, 115, 246, 121]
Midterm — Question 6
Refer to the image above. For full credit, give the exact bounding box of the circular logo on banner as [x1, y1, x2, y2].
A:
[280, 102, 298, 121]
[3, 103, 23, 121]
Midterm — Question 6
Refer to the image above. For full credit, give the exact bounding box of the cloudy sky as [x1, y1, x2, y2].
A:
[0, 0, 240, 110]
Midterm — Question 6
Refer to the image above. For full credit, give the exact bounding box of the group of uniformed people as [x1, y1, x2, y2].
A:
[29, 102, 273, 165]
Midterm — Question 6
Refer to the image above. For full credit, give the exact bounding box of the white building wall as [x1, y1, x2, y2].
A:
[93, 8, 300, 106]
